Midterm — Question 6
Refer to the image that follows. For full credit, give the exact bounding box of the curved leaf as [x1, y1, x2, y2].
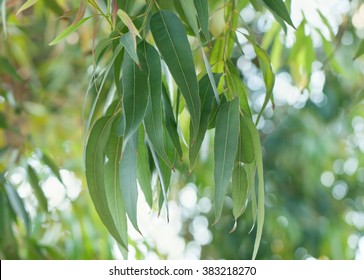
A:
[263, 0, 295, 29]
[232, 165, 248, 220]
[140, 41, 171, 166]
[104, 118, 128, 258]
[27, 165, 48, 212]
[4, 183, 31, 236]
[16, 0, 38, 15]
[151, 11, 200, 141]
[122, 46, 150, 141]
[136, 126, 153, 208]
[189, 74, 221, 171]
[161, 85, 183, 159]
[194, 0, 210, 41]
[120, 32, 139, 65]
[179, 0, 199, 36]
[119, 131, 140, 233]
[214, 98, 240, 223]
[49, 17, 92, 46]
[85, 116, 127, 249]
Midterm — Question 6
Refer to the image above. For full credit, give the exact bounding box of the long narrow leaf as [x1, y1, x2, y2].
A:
[85, 116, 127, 249]
[27, 165, 48, 212]
[263, 0, 295, 29]
[214, 98, 240, 223]
[151, 11, 200, 141]
[194, 0, 210, 41]
[49, 17, 92, 46]
[16, 0, 38, 15]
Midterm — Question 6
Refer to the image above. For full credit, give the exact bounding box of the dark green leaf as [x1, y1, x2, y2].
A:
[238, 114, 255, 164]
[214, 98, 240, 223]
[122, 46, 150, 141]
[140, 41, 172, 167]
[263, 0, 295, 29]
[151, 11, 201, 141]
[119, 131, 140, 233]
[0, 112, 7, 129]
[41, 152, 65, 187]
[4, 183, 31, 236]
[85, 116, 127, 249]
[232, 165, 248, 220]
[27, 165, 48, 212]
[179, 0, 199, 36]
[194, 0, 210, 41]
[94, 38, 112, 64]
[189, 74, 221, 171]
[104, 118, 128, 258]
[161, 85, 183, 159]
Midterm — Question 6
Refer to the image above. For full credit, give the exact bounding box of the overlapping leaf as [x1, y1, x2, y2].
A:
[214, 98, 240, 223]
[151, 11, 200, 141]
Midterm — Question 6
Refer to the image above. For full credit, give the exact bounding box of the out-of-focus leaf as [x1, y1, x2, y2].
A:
[151, 11, 200, 141]
[49, 16, 91, 46]
[140, 41, 171, 167]
[16, 0, 38, 15]
[161, 85, 183, 159]
[189, 74, 221, 171]
[263, 0, 295, 29]
[0, 57, 22, 81]
[27, 165, 48, 212]
[354, 40, 364, 60]
[4, 183, 31, 236]
[0, 112, 7, 129]
[245, 35, 275, 124]
[104, 118, 128, 258]
[119, 131, 140, 233]
[1, 0, 6, 37]
[194, 0, 210, 41]
[72, 0, 86, 25]
[136, 126, 153, 208]
[225, 60, 252, 117]
[85, 116, 127, 249]
[120, 32, 139, 65]
[242, 116, 264, 260]
[179, 0, 199, 36]
[214, 98, 240, 223]
[122, 46, 149, 142]
[41, 152, 65, 186]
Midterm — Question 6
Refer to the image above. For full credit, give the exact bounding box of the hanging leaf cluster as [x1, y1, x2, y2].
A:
[31, 0, 297, 259]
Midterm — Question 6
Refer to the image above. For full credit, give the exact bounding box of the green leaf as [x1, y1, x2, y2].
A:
[104, 118, 128, 258]
[0, 112, 7, 129]
[232, 165, 248, 220]
[122, 45, 150, 142]
[120, 131, 140, 233]
[41, 152, 65, 187]
[179, 0, 199, 36]
[117, 9, 141, 47]
[0, 57, 22, 81]
[136, 126, 153, 208]
[242, 116, 264, 260]
[4, 183, 31, 236]
[1, 0, 7, 37]
[238, 114, 255, 164]
[27, 165, 48, 212]
[161, 84, 183, 158]
[94, 38, 112, 64]
[49, 16, 92, 46]
[225, 60, 252, 117]
[194, 0, 210, 41]
[354, 40, 364, 60]
[16, 0, 38, 15]
[151, 11, 200, 141]
[140, 41, 172, 167]
[201, 48, 220, 104]
[214, 98, 240, 223]
[85, 116, 127, 249]
[245, 35, 275, 124]
[120, 32, 140, 65]
[263, 0, 295, 29]
[189, 74, 221, 171]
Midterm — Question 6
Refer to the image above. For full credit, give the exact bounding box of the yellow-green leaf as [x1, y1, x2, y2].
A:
[16, 0, 38, 15]
[49, 16, 91, 46]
